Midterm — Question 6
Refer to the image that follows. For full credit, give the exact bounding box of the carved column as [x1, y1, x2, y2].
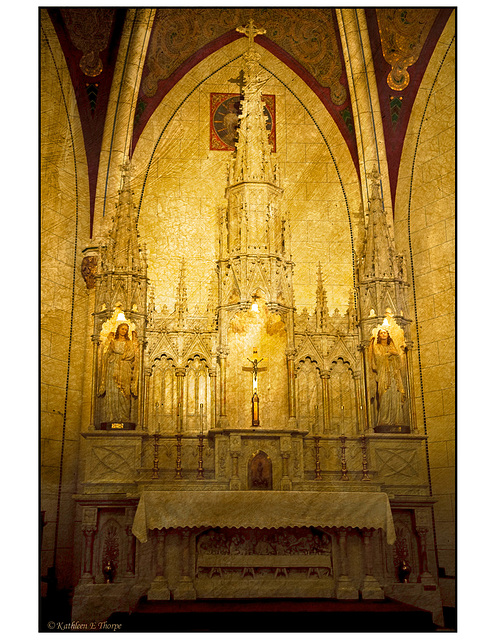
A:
[209, 368, 217, 431]
[417, 528, 435, 585]
[175, 368, 186, 431]
[336, 527, 358, 599]
[320, 371, 331, 433]
[154, 530, 165, 578]
[286, 351, 297, 428]
[404, 343, 418, 433]
[89, 336, 100, 430]
[230, 434, 241, 490]
[415, 509, 436, 585]
[353, 372, 365, 433]
[217, 351, 229, 427]
[81, 525, 97, 584]
[359, 344, 374, 433]
[360, 529, 384, 599]
[148, 529, 170, 600]
[143, 367, 152, 432]
[280, 435, 292, 490]
[281, 453, 291, 490]
[137, 338, 147, 430]
[80, 507, 98, 584]
[174, 529, 197, 599]
[124, 508, 136, 578]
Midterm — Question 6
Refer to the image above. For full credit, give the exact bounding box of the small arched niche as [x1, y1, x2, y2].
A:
[248, 450, 273, 490]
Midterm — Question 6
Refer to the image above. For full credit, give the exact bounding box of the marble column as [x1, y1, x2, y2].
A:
[217, 351, 229, 428]
[417, 527, 436, 585]
[89, 336, 99, 430]
[137, 338, 147, 429]
[405, 343, 418, 433]
[209, 368, 217, 431]
[175, 368, 186, 431]
[143, 367, 152, 431]
[124, 508, 137, 578]
[124, 524, 136, 578]
[320, 371, 331, 433]
[148, 529, 170, 600]
[80, 525, 97, 584]
[286, 351, 297, 428]
[360, 529, 384, 599]
[336, 527, 359, 599]
[174, 529, 197, 599]
[229, 435, 241, 490]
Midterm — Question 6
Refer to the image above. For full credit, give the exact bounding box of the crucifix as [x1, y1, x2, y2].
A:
[236, 19, 266, 50]
[242, 349, 267, 427]
[228, 69, 246, 95]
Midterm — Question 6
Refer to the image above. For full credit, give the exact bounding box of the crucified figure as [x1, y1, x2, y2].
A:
[247, 357, 264, 382]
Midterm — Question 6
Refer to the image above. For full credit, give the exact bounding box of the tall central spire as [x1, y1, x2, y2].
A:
[229, 20, 277, 185]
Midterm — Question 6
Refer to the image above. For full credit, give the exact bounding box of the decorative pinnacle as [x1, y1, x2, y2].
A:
[368, 166, 382, 201]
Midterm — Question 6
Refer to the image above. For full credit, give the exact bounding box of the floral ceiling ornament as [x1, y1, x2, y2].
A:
[60, 8, 115, 77]
[376, 8, 439, 91]
[141, 7, 346, 105]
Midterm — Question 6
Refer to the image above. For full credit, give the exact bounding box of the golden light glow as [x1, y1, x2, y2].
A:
[251, 301, 259, 312]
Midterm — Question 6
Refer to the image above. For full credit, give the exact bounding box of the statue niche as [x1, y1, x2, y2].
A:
[248, 451, 272, 490]
[97, 314, 140, 430]
[368, 325, 409, 433]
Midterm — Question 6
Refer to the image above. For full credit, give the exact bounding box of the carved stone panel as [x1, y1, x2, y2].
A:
[86, 440, 139, 484]
[372, 444, 424, 486]
[195, 527, 333, 579]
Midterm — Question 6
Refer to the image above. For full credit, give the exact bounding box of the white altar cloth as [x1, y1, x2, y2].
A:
[132, 491, 396, 545]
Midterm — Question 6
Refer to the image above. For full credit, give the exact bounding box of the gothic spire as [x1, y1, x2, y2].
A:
[175, 258, 188, 329]
[229, 20, 276, 185]
[107, 159, 143, 272]
[315, 263, 330, 331]
[361, 167, 396, 280]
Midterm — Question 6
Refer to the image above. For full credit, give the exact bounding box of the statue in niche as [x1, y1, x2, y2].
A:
[98, 323, 139, 425]
[248, 451, 272, 490]
[369, 328, 407, 428]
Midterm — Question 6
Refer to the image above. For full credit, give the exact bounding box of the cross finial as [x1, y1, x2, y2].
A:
[236, 19, 266, 49]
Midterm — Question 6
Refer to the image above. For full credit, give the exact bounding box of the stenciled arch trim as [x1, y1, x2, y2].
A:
[131, 14, 359, 168]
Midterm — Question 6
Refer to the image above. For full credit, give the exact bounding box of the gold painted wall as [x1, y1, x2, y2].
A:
[40, 14, 92, 590]
[394, 14, 455, 581]
[133, 40, 361, 317]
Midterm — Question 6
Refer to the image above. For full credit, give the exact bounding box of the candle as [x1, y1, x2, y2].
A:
[200, 403, 204, 434]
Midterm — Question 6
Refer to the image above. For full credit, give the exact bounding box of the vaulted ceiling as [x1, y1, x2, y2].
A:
[44, 7, 454, 230]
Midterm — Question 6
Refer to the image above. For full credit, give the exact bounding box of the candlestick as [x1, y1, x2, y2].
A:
[151, 433, 160, 479]
[175, 433, 183, 479]
[197, 433, 205, 479]
[314, 436, 322, 480]
[361, 434, 370, 481]
[340, 434, 349, 481]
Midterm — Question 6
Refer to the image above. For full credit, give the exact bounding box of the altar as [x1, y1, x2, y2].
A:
[131, 490, 396, 543]
[70, 18, 443, 628]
